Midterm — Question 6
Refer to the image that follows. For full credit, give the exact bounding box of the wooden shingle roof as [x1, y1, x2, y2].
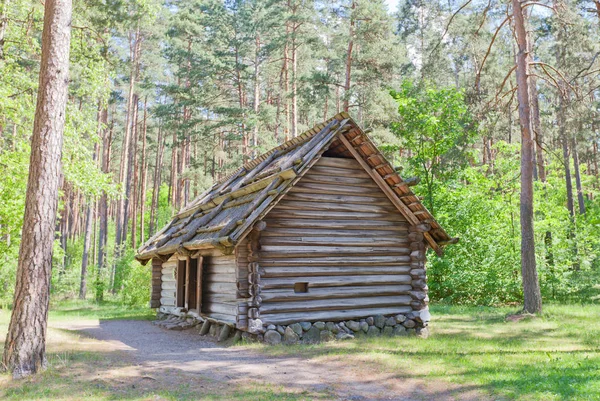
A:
[136, 112, 454, 261]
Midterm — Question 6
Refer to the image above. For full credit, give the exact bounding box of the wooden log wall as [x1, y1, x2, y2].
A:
[201, 252, 238, 323]
[160, 256, 177, 310]
[150, 258, 162, 308]
[258, 156, 415, 325]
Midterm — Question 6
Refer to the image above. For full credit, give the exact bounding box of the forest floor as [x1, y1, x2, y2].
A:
[0, 301, 599, 401]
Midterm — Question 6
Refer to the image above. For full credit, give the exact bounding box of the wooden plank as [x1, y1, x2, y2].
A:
[301, 173, 379, 188]
[338, 134, 419, 225]
[161, 274, 176, 282]
[261, 265, 412, 277]
[273, 200, 398, 214]
[160, 290, 176, 298]
[260, 236, 409, 247]
[260, 245, 410, 256]
[283, 192, 395, 206]
[162, 281, 176, 290]
[204, 282, 237, 294]
[260, 284, 412, 302]
[291, 182, 387, 197]
[204, 273, 237, 283]
[161, 297, 176, 307]
[202, 302, 238, 316]
[264, 218, 407, 231]
[308, 165, 371, 179]
[315, 157, 363, 170]
[260, 255, 411, 266]
[184, 257, 190, 310]
[261, 227, 408, 238]
[202, 313, 236, 324]
[261, 274, 412, 289]
[266, 209, 407, 222]
[260, 306, 413, 325]
[260, 296, 412, 314]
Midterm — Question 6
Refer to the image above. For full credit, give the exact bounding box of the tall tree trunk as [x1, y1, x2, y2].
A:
[131, 96, 140, 249]
[169, 130, 177, 207]
[79, 201, 93, 299]
[79, 108, 101, 299]
[0, 0, 10, 60]
[513, 0, 541, 314]
[115, 28, 140, 252]
[123, 94, 139, 248]
[139, 97, 148, 245]
[291, 37, 298, 138]
[149, 125, 164, 237]
[343, 1, 356, 112]
[2, 0, 72, 377]
[96, 107, 111, 302]
[572, 134, 585, 214]
[529, 76, 545, 181]
[253, 34, 261, 157]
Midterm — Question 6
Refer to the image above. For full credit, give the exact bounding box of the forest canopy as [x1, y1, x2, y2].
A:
[0, 0, 599, 308]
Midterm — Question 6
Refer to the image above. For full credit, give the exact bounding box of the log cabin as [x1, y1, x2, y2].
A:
[136, 112, 457, 343]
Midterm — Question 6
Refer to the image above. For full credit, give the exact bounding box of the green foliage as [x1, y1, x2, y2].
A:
[120, 259, 151, 307]
[390, 80, 477, 213]
[422, 141, 600, 306]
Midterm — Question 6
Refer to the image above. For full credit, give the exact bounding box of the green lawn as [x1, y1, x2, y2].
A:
[1, 301, 599, 400]
[257, 304, 600, 401]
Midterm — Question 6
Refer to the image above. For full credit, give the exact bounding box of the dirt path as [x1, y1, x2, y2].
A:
[56, 319, 487, 401]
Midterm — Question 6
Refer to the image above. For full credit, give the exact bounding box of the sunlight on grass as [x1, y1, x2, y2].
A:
[251, 304, 600, 401]
[1, 302, 600, 400]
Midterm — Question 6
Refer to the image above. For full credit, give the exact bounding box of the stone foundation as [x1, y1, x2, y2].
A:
[154, 309, 430, 344]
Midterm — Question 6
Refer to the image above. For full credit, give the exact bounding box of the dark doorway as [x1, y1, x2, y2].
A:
[176, 259, 186, 308]
[188, 258, 198, 310]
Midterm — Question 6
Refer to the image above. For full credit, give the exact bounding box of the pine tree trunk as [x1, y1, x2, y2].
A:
[572, 135, 585, 214]
[291, 37, 298, 138]
[513, 0, 542, 314]
[115, 30, 139, 251]
[0, 0, 10, 60]
[96, 107, 110, 302]
[131, 96, 140, 249]
[139, 97, 148, 245]
[343, 1, 355, 113]
[149, 126, 164, 237]
[79, 201, 93, 299]
[123, 94, 139, 248]
[559, 100, 574, 218]
[253, 34, 261, 158]
[2, 0, 72, 377]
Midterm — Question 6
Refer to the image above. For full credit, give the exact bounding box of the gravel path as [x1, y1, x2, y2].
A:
[61, 319, 486, 401]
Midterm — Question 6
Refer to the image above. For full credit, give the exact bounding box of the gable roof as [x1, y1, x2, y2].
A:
[136, 112, 454, 261]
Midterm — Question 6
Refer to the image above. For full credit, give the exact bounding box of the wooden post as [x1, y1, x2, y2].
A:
[150, 258, 162, 308]
[184, 256, 190, 310]
[196, 256, 203, 314]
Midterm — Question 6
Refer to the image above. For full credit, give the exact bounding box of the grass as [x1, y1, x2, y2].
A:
[255, 304, 600, 401]
[46, 298, 156, 321]
[0, 299, 326, 401]
[1, 301, 599, 400]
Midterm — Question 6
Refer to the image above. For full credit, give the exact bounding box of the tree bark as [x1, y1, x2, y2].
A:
[513, 0, 542, 314]
[149, 125, 164, 237]
[572, 135, 585, 214]
[115, 28, 140, 251]
[2, 0, 72, 377]
[253, 34, 261, 158]
[343, 1, 355, 113]
[123, 94, 139, 248]
[96, 107, 110, 302]
[0, 0, 10, 60]
[79, 201, 93, 299]
[139, 97, 148, 245]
